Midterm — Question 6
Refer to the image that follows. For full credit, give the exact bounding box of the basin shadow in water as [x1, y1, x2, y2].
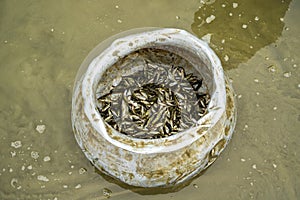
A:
[191, 0, 291, 70]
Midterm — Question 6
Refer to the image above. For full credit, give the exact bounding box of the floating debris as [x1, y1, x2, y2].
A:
[224, 55, 229, 61]
[43, 156, 51, 162]
[78, 167, 87, 174]
[10, 151, 16, 157]
[11, 141, 22, 149]
[10, 178, 17, 188]
[31, 151, 39, 159]
[268, 65, 277, 73]
[10, 178, 21, 189]
[232, 2, 238, 8]
[242, 24, 248, 29]
[37, 175, 49, 182]
[75, 184, 82, 189]
[96, 48, 210, 139]
[243, 124, 249, 131]
[202, 33, 212, 43]
[283, 72, 291, 78]
[36, 124, 46, 133]
[206, 15, 216, 23]
[103, 188, 112, 198]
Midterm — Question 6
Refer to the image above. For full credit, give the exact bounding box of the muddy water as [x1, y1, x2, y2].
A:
[0, 0, 299, 199]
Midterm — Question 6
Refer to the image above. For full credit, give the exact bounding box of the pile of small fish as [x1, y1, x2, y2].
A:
[96, 49, 210, 139]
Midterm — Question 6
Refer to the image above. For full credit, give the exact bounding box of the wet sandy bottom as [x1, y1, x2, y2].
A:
[0, 0, 299, 199]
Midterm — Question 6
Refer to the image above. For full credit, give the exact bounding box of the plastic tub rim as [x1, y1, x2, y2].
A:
[76, 28, 226, 154]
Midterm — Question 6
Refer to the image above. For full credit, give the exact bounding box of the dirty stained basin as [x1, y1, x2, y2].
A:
[71, 28, 237, 187]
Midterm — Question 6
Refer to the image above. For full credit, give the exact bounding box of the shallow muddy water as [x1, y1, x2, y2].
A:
[0, 0, 299, 199]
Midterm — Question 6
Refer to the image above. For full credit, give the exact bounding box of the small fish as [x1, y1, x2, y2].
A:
[96, 48, 211, 139]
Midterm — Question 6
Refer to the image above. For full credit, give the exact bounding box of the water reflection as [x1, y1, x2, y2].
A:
[191, 0, 291, 69]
